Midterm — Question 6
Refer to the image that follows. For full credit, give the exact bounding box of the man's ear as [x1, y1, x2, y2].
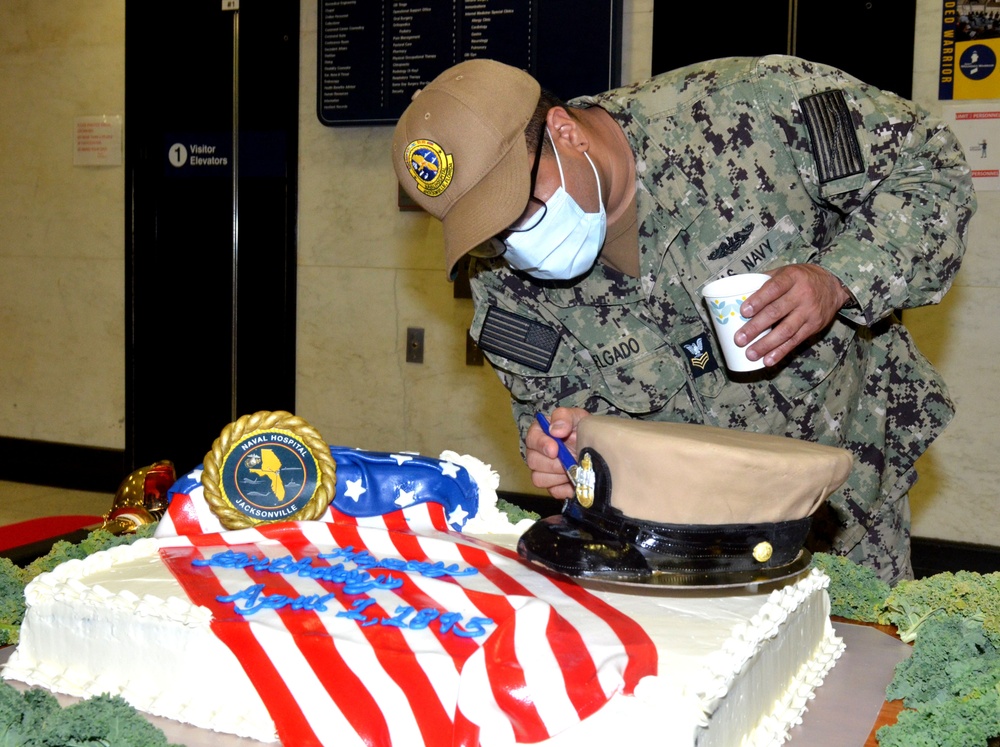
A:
[546, 107, 589, 152]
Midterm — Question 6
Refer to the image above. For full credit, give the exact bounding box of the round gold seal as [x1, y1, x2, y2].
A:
[404, 139, 454, 197]
[201, 410, 336, 530]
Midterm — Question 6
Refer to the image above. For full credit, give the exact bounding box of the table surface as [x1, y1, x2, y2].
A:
[867, 701, 906, 746]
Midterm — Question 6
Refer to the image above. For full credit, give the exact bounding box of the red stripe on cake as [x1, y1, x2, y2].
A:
[261, 523, 461, 745]
[380, 506, 411, 532]
[554, 578, 658, 695]
[451, 708, 482, 747]
[167, 492, 208, 535]
[210, 622, 325, 747]
[425, 501, 451, 532]
[292, 633, 393, 744]
[235, 528, 397, 745]
[160, 545, 325, 746]
[543, 607, 605, 719]
[327, 505, 359, 526]
[481, 603, 547, 742]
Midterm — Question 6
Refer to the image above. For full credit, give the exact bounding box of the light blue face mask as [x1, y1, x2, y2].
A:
[503, 129, 607, 280]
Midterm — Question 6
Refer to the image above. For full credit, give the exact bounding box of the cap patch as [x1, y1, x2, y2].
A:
[404, 139, 454, 197]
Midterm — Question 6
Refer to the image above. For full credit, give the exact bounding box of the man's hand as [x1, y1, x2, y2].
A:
[735, 264, 853, 367]
[524, 407, 591, 499]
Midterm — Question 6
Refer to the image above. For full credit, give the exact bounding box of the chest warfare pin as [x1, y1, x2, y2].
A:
[201, 410, 336, 530]
[404, 139, 454, 197]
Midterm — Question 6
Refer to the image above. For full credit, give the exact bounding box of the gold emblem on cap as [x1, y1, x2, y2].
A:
[752, 541, 773, 563]
[574, 452, 595, 508]
[202, 410, 337, 530]
[404, 139, 454, 197]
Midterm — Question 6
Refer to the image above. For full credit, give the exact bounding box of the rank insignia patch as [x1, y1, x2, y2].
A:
[681, 334, 719, 378]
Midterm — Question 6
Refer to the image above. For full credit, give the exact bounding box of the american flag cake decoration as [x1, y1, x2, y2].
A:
[149, 411, 656, 746]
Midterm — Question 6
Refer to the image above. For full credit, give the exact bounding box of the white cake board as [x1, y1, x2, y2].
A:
[789, 621, 912, 745]
[1, 621, 911, 746]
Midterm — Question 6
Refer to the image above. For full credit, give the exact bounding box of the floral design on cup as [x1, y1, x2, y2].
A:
[708, 297, 751, 325]
[701, 273, 771, 372]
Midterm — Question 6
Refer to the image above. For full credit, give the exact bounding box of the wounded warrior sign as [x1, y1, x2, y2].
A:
[940, 0, 1000, 99]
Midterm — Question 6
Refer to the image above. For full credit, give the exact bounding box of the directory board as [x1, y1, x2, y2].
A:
[317, 0, 622, 126]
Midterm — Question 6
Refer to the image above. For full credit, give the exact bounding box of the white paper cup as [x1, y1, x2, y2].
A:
[701, 273, 771, 372]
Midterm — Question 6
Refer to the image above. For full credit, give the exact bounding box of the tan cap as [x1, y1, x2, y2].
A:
[392, 59, 540, 276]
[576, 417, 853, 525]
[516, 416, 855, 580]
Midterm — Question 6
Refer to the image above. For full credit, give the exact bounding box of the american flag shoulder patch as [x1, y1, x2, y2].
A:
[478, 306, 561, 373]
[800, 89, 864, 184]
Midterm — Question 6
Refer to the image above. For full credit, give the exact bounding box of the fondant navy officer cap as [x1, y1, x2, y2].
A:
[517, 417, 854, 582]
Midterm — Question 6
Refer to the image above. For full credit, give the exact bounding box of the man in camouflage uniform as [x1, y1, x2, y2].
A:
[393, 56, 976, 584]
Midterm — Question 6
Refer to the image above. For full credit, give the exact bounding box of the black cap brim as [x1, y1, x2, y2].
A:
[517, 499, 814, 587]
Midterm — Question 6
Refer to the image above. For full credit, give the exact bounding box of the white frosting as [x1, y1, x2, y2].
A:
[8, 539, 276, 741]
[4, 531, 842, 746]
[436, 450, 535, 536]
[512, 569, 843, 747]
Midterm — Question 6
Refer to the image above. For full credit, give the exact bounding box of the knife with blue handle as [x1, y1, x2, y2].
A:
[535, 413, 579, 486]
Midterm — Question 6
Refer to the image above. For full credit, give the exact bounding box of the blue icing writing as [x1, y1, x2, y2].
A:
[338, 599, 494, 638]
[376, 557, 478, 578]
[194, 548, 478, 581]
[219, 583, 337, 616]
[195, 547, 487, 636]
[318, 546, 478, 578]
[193, 550, 402, 594]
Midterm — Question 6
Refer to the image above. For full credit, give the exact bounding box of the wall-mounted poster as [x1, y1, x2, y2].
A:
[943, 104, 1000, 189]
[941, 2, 1000, 99]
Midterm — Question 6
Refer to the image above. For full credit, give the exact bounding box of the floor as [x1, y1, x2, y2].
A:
[0, 480, 111, 526]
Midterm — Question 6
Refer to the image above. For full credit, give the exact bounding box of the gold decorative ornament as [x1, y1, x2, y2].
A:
[201, 410, 337, 530]
[752, 541, 774, 563]
[102, 460, 176, 535]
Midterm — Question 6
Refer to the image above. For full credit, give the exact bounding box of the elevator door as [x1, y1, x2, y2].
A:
[125, 1, 299, 475]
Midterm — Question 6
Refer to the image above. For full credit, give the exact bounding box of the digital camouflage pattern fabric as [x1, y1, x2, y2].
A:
[469, 56, 976, 584]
